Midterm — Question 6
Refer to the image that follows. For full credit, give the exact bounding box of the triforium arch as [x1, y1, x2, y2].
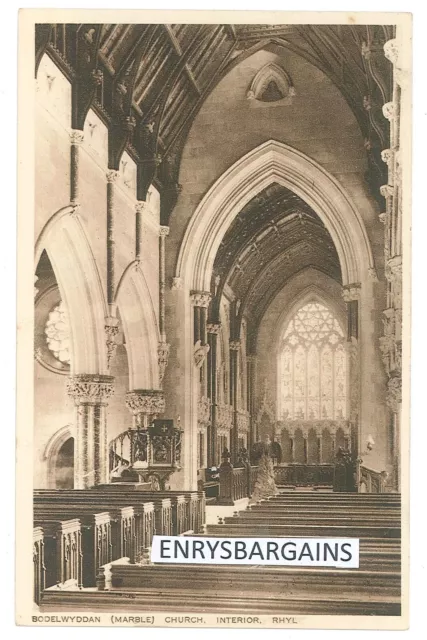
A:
[115, 263, 161, 390]
[35, 206, 109, 375]
[175, 140, 375, 291]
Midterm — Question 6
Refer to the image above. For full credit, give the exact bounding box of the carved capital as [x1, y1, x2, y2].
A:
[135, 201, 147, 214]
[207, 323, 221, 335]
[368, 267, 379, 282]
[125, 389, 165, 416]
[159, 226, 170, 237]
[384, 38, 399, 66]
[190, 290, 212, 308]
[106, 170, 120, 184]
[342, 284, 361, 302]
[67, 374, 114, 405]
[379, 212, 387, 225]
[381, 148, 393, 165]
[380, 184, 394, 199]
[91, 68, 104, 85]
[382, 101, 396, 121]
[385, 255, 402, 284]
[171, 277, 183, 290]
[157, 342, 170, 385]
[194, 340, 210, 368]
[69, 130, 84, 145]
[229, 340, 241, 351]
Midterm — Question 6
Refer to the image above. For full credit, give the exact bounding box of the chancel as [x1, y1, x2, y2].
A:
[33, 21, 405, 617]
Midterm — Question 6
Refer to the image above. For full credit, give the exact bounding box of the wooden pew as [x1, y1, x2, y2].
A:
[34, 507, 112, 587]
[205, 523, 401, 539]
[33, 527, 45, 605]
[33, 518, 82, 591]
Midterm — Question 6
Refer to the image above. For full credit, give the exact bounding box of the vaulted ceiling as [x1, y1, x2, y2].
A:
[36, 22, 395, 220]
[210, 183, 341, 349]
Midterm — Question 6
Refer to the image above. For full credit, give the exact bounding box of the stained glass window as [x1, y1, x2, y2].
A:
[45, 301, 71, 364]
[279, 302, 347, 421]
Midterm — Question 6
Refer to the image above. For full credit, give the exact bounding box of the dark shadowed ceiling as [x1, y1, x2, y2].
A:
[36, 23, 394, 219]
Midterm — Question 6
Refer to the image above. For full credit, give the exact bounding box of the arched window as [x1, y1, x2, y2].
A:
[279, 302, 347, 422]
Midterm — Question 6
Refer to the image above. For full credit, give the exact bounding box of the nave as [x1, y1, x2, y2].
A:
[34, 487, 401, 616]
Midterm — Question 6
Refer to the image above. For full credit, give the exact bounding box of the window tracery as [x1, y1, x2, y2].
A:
[279, 302, 347, 422]
[45, 301, 71, 364]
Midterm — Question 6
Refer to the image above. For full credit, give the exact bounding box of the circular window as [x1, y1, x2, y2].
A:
[45, 301, 71, 364]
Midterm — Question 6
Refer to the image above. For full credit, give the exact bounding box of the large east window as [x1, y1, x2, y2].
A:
[278, 302, 347, 422]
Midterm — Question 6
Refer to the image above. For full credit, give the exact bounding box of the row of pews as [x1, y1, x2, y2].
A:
[33, 488, 206, 604]
[36, 490, 402, 616]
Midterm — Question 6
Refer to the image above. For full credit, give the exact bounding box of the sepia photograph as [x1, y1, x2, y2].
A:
[16, 9, 411, 629]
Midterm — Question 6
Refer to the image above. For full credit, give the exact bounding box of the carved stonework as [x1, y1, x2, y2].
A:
[106, 170, 120, 184]
[379, 212, 387, 224]
[380, 184, 394, 199]
[157, 342, 170, 385]
[171, 277, 183, 290]
[342, 284, 361, 302]
[69, 130, 84, 145]
[345, 338, 360, 422]
[125, 389, 165, 417]
[105, 320, 119, 369]
[67, 374, 114, 405]
[368, 267, 379, 282]
[384, 38, 399, 66]
[207, 323, 221, 335]
[216, 403, 233, 432]
[381, 148, 394, 166]
[382, 102, 396, 121]
[229, 340, 241, 352]
[190, 291, 212, 308]
[135, 201, 146, 215]
[198, 396, 211, 429]
[386, 376, 402, 412]
[194, 340, 210, 368]
[159, 226, 170, 237]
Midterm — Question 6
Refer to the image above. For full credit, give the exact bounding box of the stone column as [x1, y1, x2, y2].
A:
[125, 389, 166, 430]
[343, 284, 361, 457]
[246, 354, 257, 452]
[67, 374, 114, 489]
[207, 323, 220, 467]
[381, 37, 403, 491]
[106, 170, 120, 317]
[158, 226, 170, 386]
[229, 340, 241, 464]
[190, 291, 211, 398]
[69, 130, 84, 205]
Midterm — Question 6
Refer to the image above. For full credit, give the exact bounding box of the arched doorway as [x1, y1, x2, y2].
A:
[55, 437, 74, 489]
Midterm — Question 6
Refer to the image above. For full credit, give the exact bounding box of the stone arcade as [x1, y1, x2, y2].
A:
[33, 22, 406, 615]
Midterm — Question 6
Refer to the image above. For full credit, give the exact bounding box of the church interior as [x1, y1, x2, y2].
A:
[33, 23, 404, 615]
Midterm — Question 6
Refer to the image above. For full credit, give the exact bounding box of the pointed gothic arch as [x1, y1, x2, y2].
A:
[35, 206, 108, 374]
[176, 140, 375, 291]
[115, 262, 160, 390]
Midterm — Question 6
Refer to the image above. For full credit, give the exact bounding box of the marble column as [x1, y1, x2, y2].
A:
[67, 374, 114, 489]
[229, 340, 241, 464]
[246, 354, 257, 452]
[69, 129, 84, 205]
[158, 226, 170, 386]
[207, 322, 220, 467]
[343, 284, 361, 457]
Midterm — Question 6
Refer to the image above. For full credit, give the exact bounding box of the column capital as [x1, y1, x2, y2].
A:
[246, 354, 258, 363]
[229, 340, 241, 351]
[125, 389, 165, 416]
[106, 169, 120, 183]
[159, 225, 170, 237]
[382, 101, 396, 121]
[386, 375, 402, 412]
[207, 322, 221, 334]
[69, 129, 84, 145]
[190, 290, 212, 308]
[171, 277, 183, 290]
[135, 201, 147, 214]
[384, 38, 399, 66]
[342, 284, 361, 302]
[385, 255, 402, 282]
[67, 374, 114, 405]
[380, 184, 395, 199]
